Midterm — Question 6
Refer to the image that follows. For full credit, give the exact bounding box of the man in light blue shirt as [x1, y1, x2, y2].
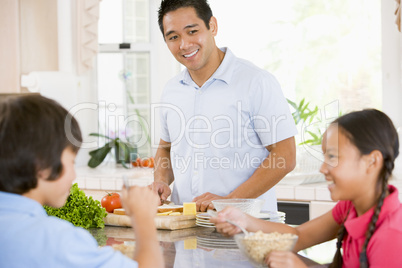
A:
[151, 0, 297, 212]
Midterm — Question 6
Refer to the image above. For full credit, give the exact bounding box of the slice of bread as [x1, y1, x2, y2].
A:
[112, 205, 184, 215]
[113, 208, 126, 215]
[157, 205, 183, 213]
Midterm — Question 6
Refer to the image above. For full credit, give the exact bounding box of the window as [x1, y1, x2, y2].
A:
[97, 0, 152, 159]
[210, 0, 382, 112]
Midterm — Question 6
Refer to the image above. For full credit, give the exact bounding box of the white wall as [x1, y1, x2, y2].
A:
[382, 0, 402, 127]
[57, 0, 102, 167]
[381, 0, 402, 177]
[149, 0, 181, 154]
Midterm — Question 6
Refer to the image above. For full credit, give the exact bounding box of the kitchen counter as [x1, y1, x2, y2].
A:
[90, 226, 333, 268]
[76, 165, 402, 223]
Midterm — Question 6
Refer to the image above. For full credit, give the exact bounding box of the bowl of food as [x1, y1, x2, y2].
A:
[234, 231, 298, 267]
[211, 199, 264, 217]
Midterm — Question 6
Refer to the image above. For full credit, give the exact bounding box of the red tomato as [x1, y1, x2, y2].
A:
[132, 157, 142, 167]
[141, 157, 154, 168]
[142, 158, 150, 167]
[101, 193, 122, 213]
[149, 157, 154, 168]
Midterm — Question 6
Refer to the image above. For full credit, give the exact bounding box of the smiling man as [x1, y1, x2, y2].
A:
[151, 0, 297, 212]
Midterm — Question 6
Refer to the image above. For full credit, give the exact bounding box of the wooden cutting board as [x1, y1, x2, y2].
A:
[104, 213, 197, 230]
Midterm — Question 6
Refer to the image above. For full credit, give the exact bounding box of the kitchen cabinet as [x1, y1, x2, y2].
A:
[0, 0, 20, 92]
[0, 0, 58, 93]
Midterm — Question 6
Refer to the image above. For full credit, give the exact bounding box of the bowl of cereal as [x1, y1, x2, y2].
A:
[211, 199, 264, 217]
[234, 231, 298, 267]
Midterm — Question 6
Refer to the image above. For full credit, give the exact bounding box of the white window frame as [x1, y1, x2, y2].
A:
[97, 0, 180, 157]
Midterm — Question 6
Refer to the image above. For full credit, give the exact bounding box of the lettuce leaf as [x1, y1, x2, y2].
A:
[44, 183, 107, 229]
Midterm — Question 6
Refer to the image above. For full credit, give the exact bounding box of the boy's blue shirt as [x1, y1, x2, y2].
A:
[0, 191, 137, 268]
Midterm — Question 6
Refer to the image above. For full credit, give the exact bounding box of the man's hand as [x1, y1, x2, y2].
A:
[192, 192, 227, 212]
[149, 181, 171, 205]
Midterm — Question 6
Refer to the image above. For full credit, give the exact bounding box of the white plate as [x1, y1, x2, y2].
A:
[197, 211, 285, 220]
[197, 238, 236, 245]
[196, 220, 214, 226]
[195, 218, 212, 223]
[196, 213, 211, 219]
[196, 222, 216, 228]
[257, 211, 286, 219]
[197, 242, 238, 250]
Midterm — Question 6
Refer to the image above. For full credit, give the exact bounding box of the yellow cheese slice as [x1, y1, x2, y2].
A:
[184, 238, 197, 249]
[183, 202, 196, 216]
[156, 211, 172, 216]
[168, 212, 182, 216]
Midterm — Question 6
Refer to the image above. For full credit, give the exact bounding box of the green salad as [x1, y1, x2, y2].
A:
[44, 183, 107, 229]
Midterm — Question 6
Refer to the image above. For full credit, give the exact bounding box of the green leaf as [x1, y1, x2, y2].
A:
[89, 133, 113, 140]
[115, 140, 137, 169]
[298, 98, 305, 110]
[307, 130, 319, 140]
[287, 98, 298, 110]
[88, 143, 113, 168]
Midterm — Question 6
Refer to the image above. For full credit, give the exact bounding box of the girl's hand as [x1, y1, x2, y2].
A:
[209, 206, 249, 236]
[265, 251, 308, 268]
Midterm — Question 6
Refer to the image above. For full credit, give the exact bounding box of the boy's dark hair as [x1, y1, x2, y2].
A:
[158, 0, 213, 36]
[0, 94, 82, 194]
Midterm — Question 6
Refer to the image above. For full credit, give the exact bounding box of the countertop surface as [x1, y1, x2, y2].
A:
[90, 226, 333, 268]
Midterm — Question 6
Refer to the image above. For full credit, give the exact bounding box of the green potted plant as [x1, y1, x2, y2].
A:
[287, 98, 321, 145]
[87, 132, 137, 168]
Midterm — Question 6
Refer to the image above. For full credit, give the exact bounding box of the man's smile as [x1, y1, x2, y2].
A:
[183, 49, 199, 58]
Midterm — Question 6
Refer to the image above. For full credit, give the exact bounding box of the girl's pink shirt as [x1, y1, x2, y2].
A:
[332, 185, 402, 267]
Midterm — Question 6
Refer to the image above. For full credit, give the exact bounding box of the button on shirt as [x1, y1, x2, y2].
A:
[0, 191, 137, 268]
[332, 185, 402, 267]
[159, 48, 297, 211]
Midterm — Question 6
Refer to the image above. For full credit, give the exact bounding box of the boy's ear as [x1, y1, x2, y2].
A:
[37, 168, 51, 181]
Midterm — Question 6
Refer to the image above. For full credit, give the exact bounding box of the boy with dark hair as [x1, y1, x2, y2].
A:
[0, 95, 163, 268]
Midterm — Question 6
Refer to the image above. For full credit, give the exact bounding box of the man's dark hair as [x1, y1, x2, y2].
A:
[158, 0, 213, 36]
[0, 94, 82, 194]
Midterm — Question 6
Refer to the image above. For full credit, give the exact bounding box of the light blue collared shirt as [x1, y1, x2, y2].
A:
[0, 191, 137, 268]
[160, 48, 297, 212]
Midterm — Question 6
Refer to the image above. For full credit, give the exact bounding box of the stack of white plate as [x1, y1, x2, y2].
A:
[196, 231, 238, 249]
[258, 211, 286, 223]
[195, 211, 286, 228]
[196, 213, 215, 228]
